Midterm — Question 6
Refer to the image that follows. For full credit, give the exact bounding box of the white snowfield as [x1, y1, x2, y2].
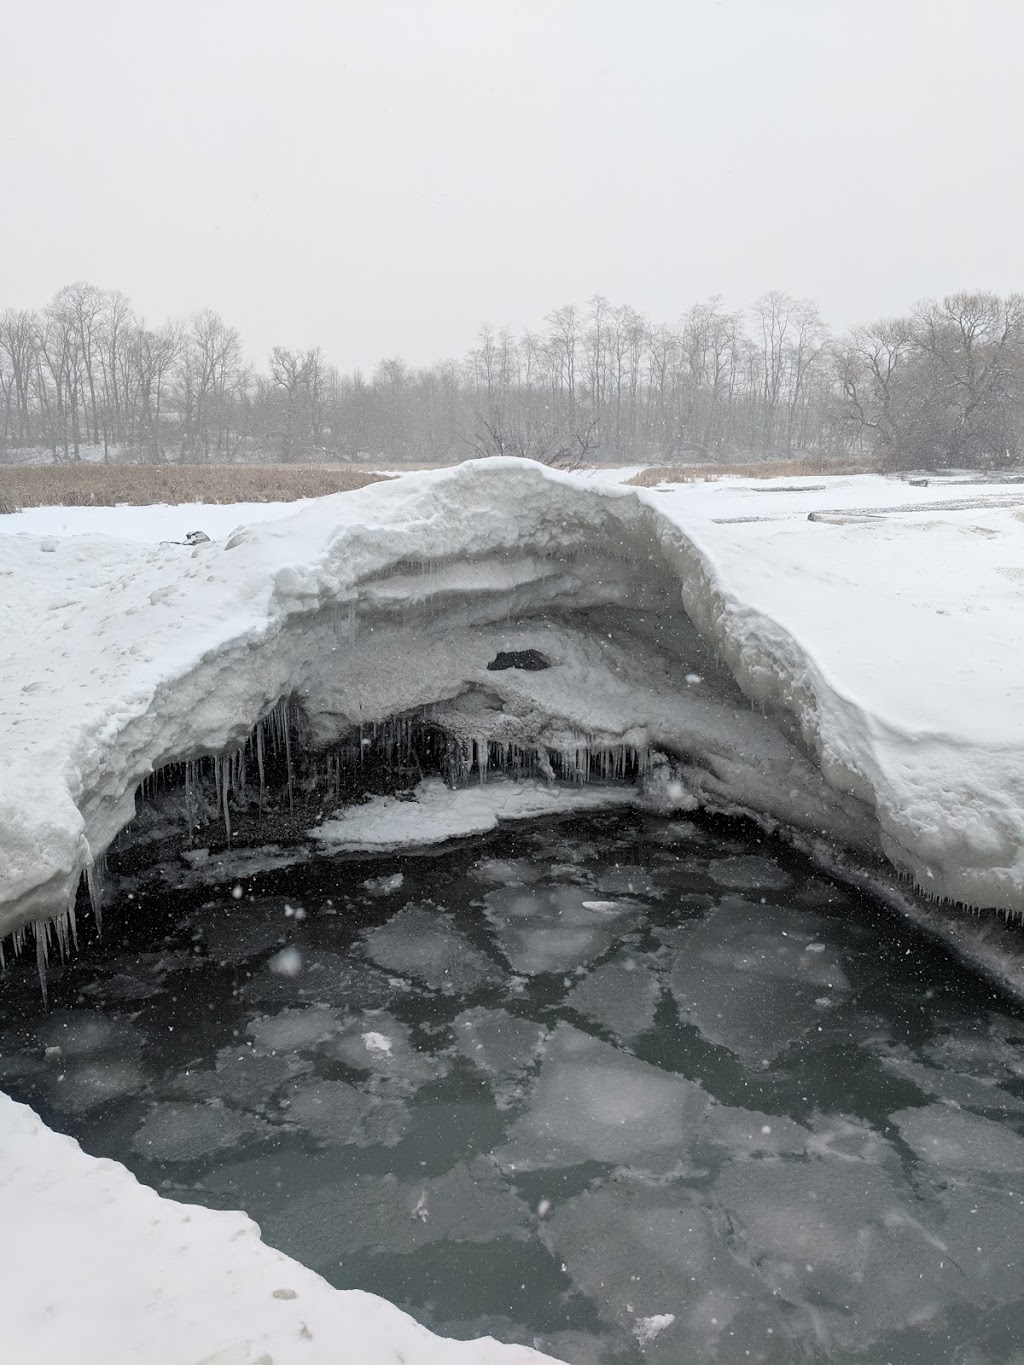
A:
[0, 1091, 556, 1365]
[1, 459, 1023, 949]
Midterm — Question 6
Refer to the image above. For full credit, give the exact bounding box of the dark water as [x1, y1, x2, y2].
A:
[2, 811, 1024, 1364]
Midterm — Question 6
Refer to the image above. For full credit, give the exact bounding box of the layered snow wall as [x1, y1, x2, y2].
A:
[1, 459, 1022, 959]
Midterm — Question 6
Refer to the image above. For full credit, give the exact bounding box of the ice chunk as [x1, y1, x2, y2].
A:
[246, 1005, 345, 1055]
[879, 1052, 1024, 1114]
[701, 1104, 811, 1158]
[451, 1008, 548, 1108]
[362, 904, 501, 994]
[168, 1047, 307, 1107]
[362, 872, 404, 896]
[483, 886, 637, 976]
[715, 1157, 968, 1352]
[265, 1159, 530, 1265]
[707, 855, 792, 891]
[131, 1100, 275, 1162]
[471, 858, 543, 886]
[280, 1077, 409, 1147]
[669, 897, 849, 1063]
[595, 866, 662, 899]
[493, 1024, 706, 1171]
[548, 1181, 790, 1362]
[49, 1060, 147, 1115]
[891, 1104, 1024, 1177]
[38, 1011, 143, 1060]
[566, 952, 662, 1043]
[329, 1011, 449, 1095]
[239, 951, 399, 1010]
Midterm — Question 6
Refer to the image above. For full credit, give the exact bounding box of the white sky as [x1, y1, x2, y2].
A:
[1, 0, 1021, 373]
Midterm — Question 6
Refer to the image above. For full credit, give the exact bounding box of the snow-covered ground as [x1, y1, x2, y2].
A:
[0, 498, 319, 543]
[2, 458, 1024, 1363]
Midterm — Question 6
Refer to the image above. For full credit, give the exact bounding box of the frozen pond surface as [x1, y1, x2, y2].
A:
[2, 811, 1024, 1363]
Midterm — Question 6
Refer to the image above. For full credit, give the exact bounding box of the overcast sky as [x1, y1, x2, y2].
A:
[1, 0, 1021, 373]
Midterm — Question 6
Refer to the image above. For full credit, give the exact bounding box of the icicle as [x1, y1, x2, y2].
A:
[86, 861, 105, 936]
[221, 757, 232, 844]
[283, 703, 295, 815]
[34, 923, 48, 1006]
[256, 726, 266, 813]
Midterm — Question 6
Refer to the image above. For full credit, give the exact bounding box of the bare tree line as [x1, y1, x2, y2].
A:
[1, 283, 1021, 470]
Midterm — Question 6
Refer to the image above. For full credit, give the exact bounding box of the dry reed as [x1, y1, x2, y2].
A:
[626, 457, 883, 486]
[0, 463, 391, 510]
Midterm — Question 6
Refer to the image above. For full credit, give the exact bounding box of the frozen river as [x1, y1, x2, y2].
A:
[2, 810, 1024, 1363]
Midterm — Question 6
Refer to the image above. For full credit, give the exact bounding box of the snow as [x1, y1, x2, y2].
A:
[0, 498, 317, 543]
[0, 1092, 557, 1365]
[5, 459, 1023, 959]
[312, 775, 638, 850]
[3, 457, 1024, 1359]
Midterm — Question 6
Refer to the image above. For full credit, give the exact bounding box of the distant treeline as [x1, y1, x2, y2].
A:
[1, 284, 1022, 469]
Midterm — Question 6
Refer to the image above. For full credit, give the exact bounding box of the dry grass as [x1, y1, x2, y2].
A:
[627, 457, 883, 487]
[0, 463, 391, 509]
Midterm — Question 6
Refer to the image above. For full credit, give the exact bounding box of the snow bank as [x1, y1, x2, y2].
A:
[0, 1091, 556, 1365]
[1, 458, 1023, 954]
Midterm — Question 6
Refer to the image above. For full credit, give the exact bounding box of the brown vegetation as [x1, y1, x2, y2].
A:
[0, 463, 391, 510]
[626, 457, 883, 487]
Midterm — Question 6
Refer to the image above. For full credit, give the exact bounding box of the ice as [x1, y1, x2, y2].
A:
[594, 865, 662, 899]
[492, 1024, 707, 1171]
[49, 1060, 148, 1115]
[451, 1008, 548, 1108]
[239, 950, 400, 1009]
[878, 1051, 1024, 1114]
[928, 1184, 1024, 1303]
[483, 886, 637, 976]
[266, 1159, 531, 1264]
[38, 1011, 144, 1060]
[246, 1005, 345, 1054]
[715, 1157, 970, 1352]
[669, 896, 849, 1063]
[566, 952, 662, 1042]
[547, 1181, 791, 1363]
[329, 1011, 449, 1095]
[707, 855, 792, 892]
[280, 1076, 410, 1147]
[362, 871, 405, 895]
[701, 1103, 811, 1158]
[362, 904, 502, 994]
[891, 1104, 1024, 1177]
[168, 1046, 308, 1108]
[131, 1100, 276, 1162]
[471, 858, 543, 886]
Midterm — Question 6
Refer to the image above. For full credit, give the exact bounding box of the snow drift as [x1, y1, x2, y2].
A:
[1, 459, 1022, 965]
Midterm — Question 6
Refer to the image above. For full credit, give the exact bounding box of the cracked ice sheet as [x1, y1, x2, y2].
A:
[361, 903, 502, 993]
[311, 775, 637, 850]
[0, 1093, 558, 1365]
[546, 1181, 791, 1363]
[483, 885, 640, 977]
[668, 896, 853, 1065]
[713, 1153, 1023, 1354]
[492, 1023, 707, 1172]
